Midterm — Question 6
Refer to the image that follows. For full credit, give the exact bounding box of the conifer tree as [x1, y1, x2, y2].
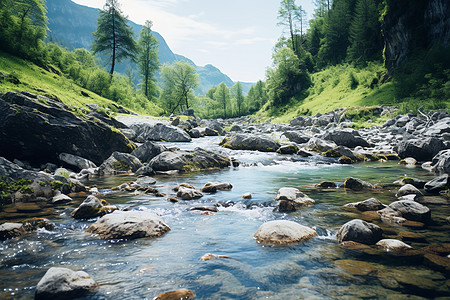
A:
[232, 82, 244, 116]
[214, 82, 230, 118]
[137, 20, 159, 99]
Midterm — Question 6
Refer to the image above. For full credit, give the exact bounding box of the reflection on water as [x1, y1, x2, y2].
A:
[1, 137, 449, 299]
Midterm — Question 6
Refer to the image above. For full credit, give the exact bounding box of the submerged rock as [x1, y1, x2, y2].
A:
[87, 210, 170, 240]
[219, 134, 280, 152]
[336, 219, 383, 245]
[376, 239, 412, 252]
[154, 289, 195, 300]
[344, 177, 377, 191]
[254, 220, 317, 245]
[35, 267, 98, 299]
[344, 198, 386, 211]
[201, 182, 233, 193]
[389, 200, 431, 222]
[274, 187, 315, 212]
[314, 181, 337, 189]
[200, 253, 233, 261]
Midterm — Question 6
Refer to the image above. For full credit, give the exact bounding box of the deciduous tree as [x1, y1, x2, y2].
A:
[137, 20, 159, 100]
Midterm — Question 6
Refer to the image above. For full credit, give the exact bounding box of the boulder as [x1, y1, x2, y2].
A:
[149, 148, 231, 172]
[51, 191, 72, 204]
[201, 182, 233, 193]
[314, 181, 337, 188]
[131, 141, 167, 163]
[58, 153, 97, 171]
[242, 193, 252, 199]
[400, 177, 427, 189]
[135, 165, 156, 176]
[87, 210, 170, 240]
[154, 289, 195, 300]
[305, 137, 337, 152]
[274, 187, 315, 212]
[0, 92, 134, 166]
[396, 137, 446, 161]
[72, 195, 116, 219]
[229, 124, 243, 132]
[336, 219, 383, 245]
[395, 184, 423, 197]
[35, 267, 98, 299]
[99, 152, 143, 175]
[219, 134, 280, 152]
[344, 177, 377, 191]
[282, 131, 311, 144]
[424, 117, 450, 136]
[188, 128, 201, 138]
[344, 198, 386, 211]
[0, 222, 26, 240]
[254, 220, 317, 245]
[276, 144, 299, 155]
[323, 129, 370, 148]
[376, 239, 412, 252]
[424, 174, 450, 193]
[131, 123, 191, 142]
[205, 127, 219, 136]
[389, 200, 431, 222]
[176, 187, 203, 200]
[431, 149, 450, 174]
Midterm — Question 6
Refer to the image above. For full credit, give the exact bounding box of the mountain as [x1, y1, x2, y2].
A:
[46, 0, 252, 94]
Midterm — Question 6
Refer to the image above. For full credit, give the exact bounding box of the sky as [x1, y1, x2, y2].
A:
[72, 0, 315, 83]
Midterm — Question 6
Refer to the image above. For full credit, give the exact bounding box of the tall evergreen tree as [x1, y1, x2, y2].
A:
[137, 20, 159, 100]
[92, 0, 137, 75]
[214, 82, 230, 118]
[232, 82, 244, 116]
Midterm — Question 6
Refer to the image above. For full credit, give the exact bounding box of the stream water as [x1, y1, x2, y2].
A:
[1, 136, 449, 299]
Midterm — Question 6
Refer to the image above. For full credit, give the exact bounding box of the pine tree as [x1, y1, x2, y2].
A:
[92, 0, 137, 75]
[137, 20, 159, 100]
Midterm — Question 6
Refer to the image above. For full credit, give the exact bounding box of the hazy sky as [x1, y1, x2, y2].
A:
[72, 0, 315, 83]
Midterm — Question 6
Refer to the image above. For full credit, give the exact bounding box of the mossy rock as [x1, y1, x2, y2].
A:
[112, 160, 131, 171]
[374, 154, 388, 161]
[322, 149, 341, 158]
[385, 154, 400, 161]
[339, 156, 355, 164]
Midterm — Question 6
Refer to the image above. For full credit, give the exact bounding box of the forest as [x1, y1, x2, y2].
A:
[0, 0, 449, 119]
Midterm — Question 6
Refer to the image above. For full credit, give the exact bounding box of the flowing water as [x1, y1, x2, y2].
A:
[1, 136, 449, 299]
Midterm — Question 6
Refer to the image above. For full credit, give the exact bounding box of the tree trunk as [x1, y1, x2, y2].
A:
[110, 9, 116, 75]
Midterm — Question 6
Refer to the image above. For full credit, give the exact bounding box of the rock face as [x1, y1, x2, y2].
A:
[389, 200, 431, 222]
[131, 123, 191, 142]
[396, 137, 446, 161]
[149, 148, 231, 172]
[35, 267, 98, 300]
[254, 220, 317, 245]
[58, 153, 97, 171]
[220, 134, 280, 152]
[336, 219, 383, 245]
[323, 129, 370, 148]
[99, 152, 143, 175]
[274, 187, 315, 212]
[0, 92, 134, 166]
[87, 210, 170, 240]
[131, 141, 167, 163]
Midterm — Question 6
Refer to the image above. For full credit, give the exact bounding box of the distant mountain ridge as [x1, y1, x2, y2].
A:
[46, 0, 251, 94]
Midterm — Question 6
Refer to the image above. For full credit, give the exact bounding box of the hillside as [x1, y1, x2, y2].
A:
[46, 0, 251, 94]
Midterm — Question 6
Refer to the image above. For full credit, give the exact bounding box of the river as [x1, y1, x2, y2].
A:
[1, 136, 449, 299]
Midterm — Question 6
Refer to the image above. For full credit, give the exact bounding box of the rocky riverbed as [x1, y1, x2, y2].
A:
[0, 92, 449, 299]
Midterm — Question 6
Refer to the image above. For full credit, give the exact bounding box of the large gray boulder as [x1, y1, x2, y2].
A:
[344, 177, 377, 191]
[274, 187, 315, 212]
[219, 134, 280, 152]
[35, 267, 98, 299]
[336, 219, 383, 245]
[99, 152, 143, 175]
[305, 137, 337, 152]
[323, 129, 370, 148]
[177, 187, 203, 200]
[431, 149, 450, 174]
[72, 195, 115, 220]
[344, 198, 386, 211]
[389, 200, 431, 222]
[396, 137, 446, 161]
[424, 174, 450, 193]
[201, 182, 233, 193]
[254, 220, 317, 245]
[425, 117, 450, 136]
[131, 141, 167, 163]
[0, 92, 134, 166]
[281, 131, 311, 144]
[131, 123, 191, 142]
[58, 153, 97, 171]
[396, 184, 423, 197]
[149, 148, 231, 172]
[0, 222, 26, 240]
[87, 210, 170, 240]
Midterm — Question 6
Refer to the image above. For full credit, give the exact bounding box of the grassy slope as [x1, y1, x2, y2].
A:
[0, 51, 140, 114]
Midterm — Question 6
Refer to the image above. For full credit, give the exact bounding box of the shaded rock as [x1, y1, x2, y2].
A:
[72, 195, 115, 219]
[399, 157, 417, 166]
[35, 267, 98, 300]
[423, 253, 450, 273]
[21, 218, 55, 231]
[281, 131, 311, 144]
[334, 259, 377, 276]
[201, 182, 233, 193]
[376, 239, 412, 252]
[336, 219, 383, 245]
[431, 149, 450, 173]
[171, 117, 180, 126]
[149, 148, 231, 172]
[254, 220, 317, 245]
[51, 191, 72, 204]
[344, 177, 377, 191]
[131, 141, 167, 163]
[339, 241, 372, 250]
[242, 192, 252, 199]
[297, 149, 314, 157]
[339, 156, 354, 164]
[396, 137, 446, 161]
[344, 198, 386, 211]
[205, 127, 219, 136]
[0, 222, 26, 240]
[290, 116, 307, 126]
[135, 165, 156, 176]
[314, 181, 337, 188]
[87, 210, 170, 240]
[323, 129, 370, 148]
[396, 183, 423, 197]
[131, 123, 191, 142]
[274, 187, 315, 212]
[59, 153, 97, 171]
[188, 128, 201, 138]
[154, 289, 195, 300]
[305, 137, 337, 152]
[276, 144, 299, 154]
[120, 128, 137, 141]
[177, 187, 203, 200]
[229, 124, 243, 132]
[401, 177, 427, 189]
[424, 174, 450, 193]
[0, 92, 134, 166]
[99, 152, 143, 175]
[220, 134, 280, 152]
[389, 200, 431, 222]
[425, 117, 450, 136]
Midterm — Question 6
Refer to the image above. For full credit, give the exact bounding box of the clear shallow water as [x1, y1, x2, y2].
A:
[1, 137, 449, 299]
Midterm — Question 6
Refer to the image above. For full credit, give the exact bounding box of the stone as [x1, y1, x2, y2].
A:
[135, 165, 156, 176]
[219, 134, 280, 152]
[344, 198, 386, 211]
[389, 200, 431, 222]
[201, 182, 233, 193]
[376, 239, 412, 252]
[344, 177, 376, 191]
[336, 219, 383, 245]
[0, 92, 134, 166]
[51, 191, 72, 204]
[323, 129, 370, 148]
[131, 123, 192, 142]
[281, 131, 311, 144]
[154, 289, 195, 300]
[314, 181, 337, 188]
[99, 152, 143, 175]
[254, 220, 317, 245]
[242, 193, 252, 199]
[229, 124, 243, 132]
[58, 153, 97, 171]
[399, 157, 417, 166]
[431, 149, 450, 173]
[274, 187, 315, 212]
[334, 259, 378, 276]
[35, 267, 98, 299]
[424, 174, 450, 194]
[401, 177, 427, 189]
[176, 187, 203, 200]
[425, 117, 450, 136]
[396, 184, 423, 197]
[87, 210, 170, 240]
[188, 128, 201, 138]
[72, 195, 114, 219]
[205, 127, 219, 136]
[199, 253, 232, 261]
[423, 253, 450, 273]
[276, 144, 299, 155]
[149, 148, 231, 172]
[0, 222, 26, 240]
[131, 141, 167, 163]
[396, 137, 446, 162]
[305, 137, 337, 152]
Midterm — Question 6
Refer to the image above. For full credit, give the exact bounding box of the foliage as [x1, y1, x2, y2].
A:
[0, 177, 32, 204]
[232, 82, 245, 116]
[137, 20, 159, 100]
[214, 82, 231, 118]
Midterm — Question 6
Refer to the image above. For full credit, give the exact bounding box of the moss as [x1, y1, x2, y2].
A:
[322, 149, 341, 158]
[100, 199, 110, 206]
[127, 142, 137, 152]
[112, 160, 130, 171]
[19, 185, 34, 194]
[374, 154, 388, 161]
[385, 154, 400, 161]
[339, 156, 355, 164]
[440, 189, 450, 197]
[182, 161, 201, 172]
[0, 177, 32, 203]
[51, 180, 64, 191]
